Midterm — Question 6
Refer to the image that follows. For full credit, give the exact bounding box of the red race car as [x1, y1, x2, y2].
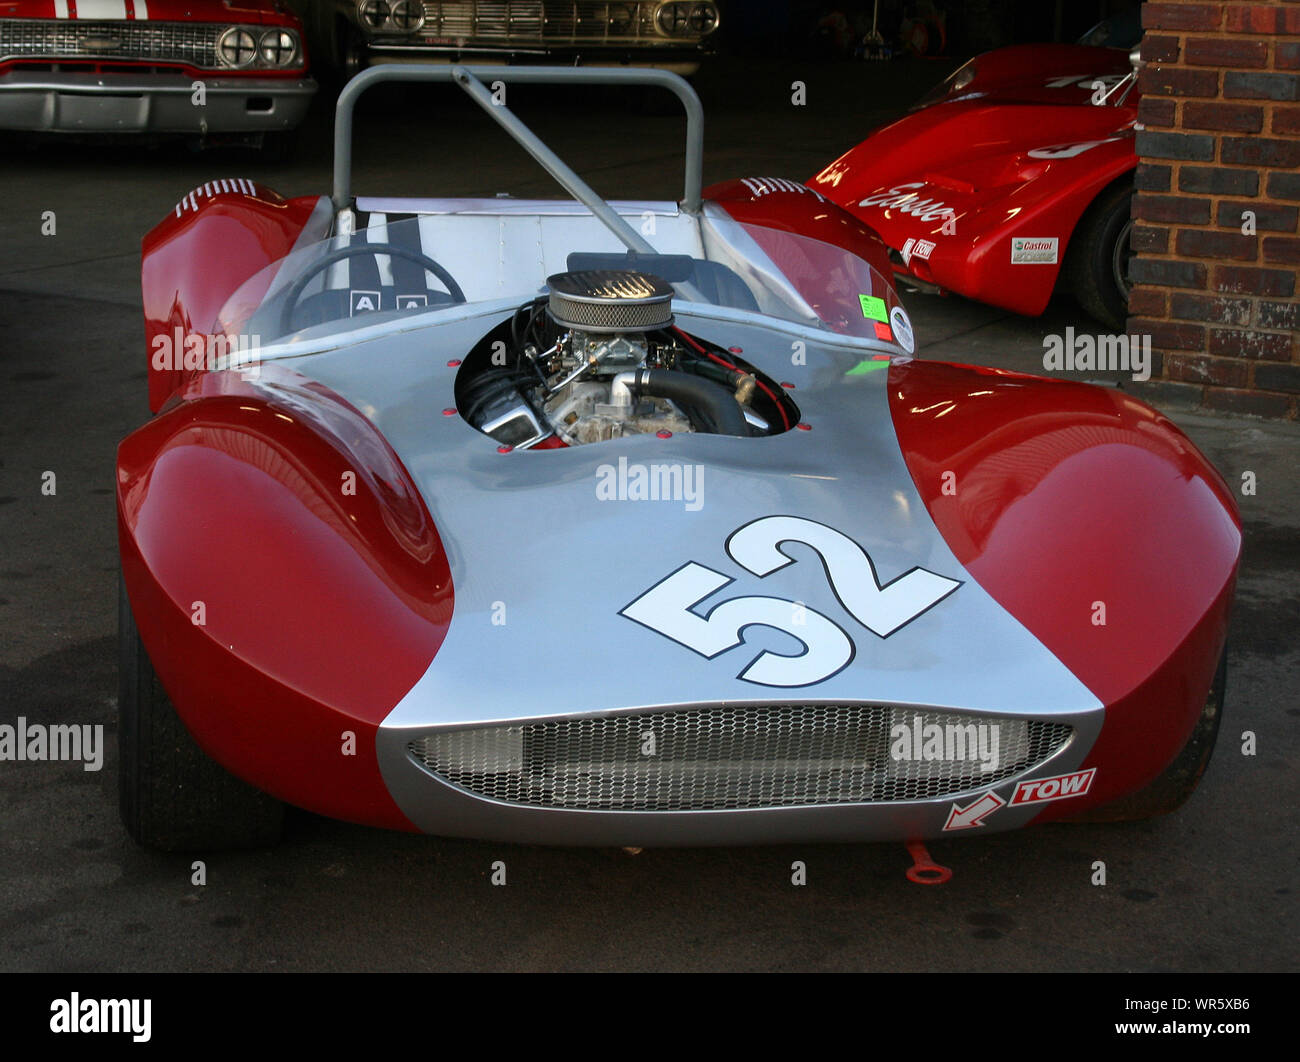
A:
[0, 0, 315, 149]
[810, 40, 1140, 330]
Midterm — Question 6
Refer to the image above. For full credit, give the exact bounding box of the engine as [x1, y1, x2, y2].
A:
[456, 269, 796, 448]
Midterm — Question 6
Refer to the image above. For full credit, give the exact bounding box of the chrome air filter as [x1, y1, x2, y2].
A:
[545, 270, 674, 333]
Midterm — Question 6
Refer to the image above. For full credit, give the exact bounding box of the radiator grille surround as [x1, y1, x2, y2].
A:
[407, 704, 1074, 812]
[0, 20, 226, 67]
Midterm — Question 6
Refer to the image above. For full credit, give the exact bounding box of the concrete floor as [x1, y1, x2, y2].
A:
[0, 57, 1296, 972]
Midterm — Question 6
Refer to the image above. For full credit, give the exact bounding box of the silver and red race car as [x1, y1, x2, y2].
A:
[810, 38, 1141, 330]
[0, 0, 314, 143]
[117, 66, 1238, 855]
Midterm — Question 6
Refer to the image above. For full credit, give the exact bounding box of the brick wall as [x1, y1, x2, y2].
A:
[1131, 0, 1300, 419]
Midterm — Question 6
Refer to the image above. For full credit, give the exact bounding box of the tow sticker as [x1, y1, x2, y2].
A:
[943, 791, 1006, 831]
[1009, 768, 1096, 806]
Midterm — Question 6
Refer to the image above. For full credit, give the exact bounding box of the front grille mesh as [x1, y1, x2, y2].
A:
[407, 705, 1074, 811]
[418, 2, 664, 45]
[0, 19, 221, 67]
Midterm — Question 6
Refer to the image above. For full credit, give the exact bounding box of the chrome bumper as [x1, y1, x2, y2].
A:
[0, 71, 315, 134]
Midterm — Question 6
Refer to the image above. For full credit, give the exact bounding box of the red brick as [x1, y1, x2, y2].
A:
[1213, 265, 1296, 297]
[1274, 106, 1300, 135]
[1221, 136, 1300, 167]
[1208, 328, 1293, 360]
[1132, 318, 1207, 351]
[1215, 201, 1300, 232]
[1262, 237, 1300, 264]
[1203, 387, 1293, 418]
[1139, 97, 1177, 127]
[1258, 301, 1300, 331]
[1135, 163, 1173, 191]
[1127, 288, 1168, 317]
[1279, 43, 1300, 71]
[1134, 193, 1212, 225]
[1133, 259, 1209, 289]
[1177, 230, 1257, 260]
[1185, 37, 1268, 67]
[1182, 101, 1264, 132]
[1170, 292, 1253, 325]
[1255, 364, 1300, 394]
[1141, 35, 1181, 63]
[1147, 3, 1225, 31]
[1166, 354, 1251, 388]
[1133, 224, 1170, 253]
[1224, 4, 1300, 34]
[1141, 67, 1220, 98]
[1224, 71, 1300, 101]
[1180, 166, 1259, 195]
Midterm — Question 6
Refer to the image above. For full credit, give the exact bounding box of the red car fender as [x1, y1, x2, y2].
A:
[887, 360, 1241, 810]
[141, 186, 328, 412]
[811, 101, 1137, 316]
[117, 365, 453, 830]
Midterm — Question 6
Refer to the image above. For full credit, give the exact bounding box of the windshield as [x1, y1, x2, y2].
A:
[214, 210, 905, 353]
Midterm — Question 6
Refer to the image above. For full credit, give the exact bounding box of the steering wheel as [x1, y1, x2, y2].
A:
[279, 242, 467, 335]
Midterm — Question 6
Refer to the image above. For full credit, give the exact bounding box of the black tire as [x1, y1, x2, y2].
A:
[118, 576, 285, 851]
[1068, 648, 1226, 823]
[1066, 179, 1134, 333]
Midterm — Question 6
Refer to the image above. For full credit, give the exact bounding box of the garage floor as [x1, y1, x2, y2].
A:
[0, 57, 1296, 971]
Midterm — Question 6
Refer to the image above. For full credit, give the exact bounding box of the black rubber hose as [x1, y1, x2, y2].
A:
[631, 369, 750, 438]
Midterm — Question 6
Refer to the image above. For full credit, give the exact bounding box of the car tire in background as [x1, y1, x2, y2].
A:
[118, 576, 285, 851]
[1066, 178, 1134, 333]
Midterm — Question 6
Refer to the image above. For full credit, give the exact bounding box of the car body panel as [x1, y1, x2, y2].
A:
[809, 43, 1139, 317]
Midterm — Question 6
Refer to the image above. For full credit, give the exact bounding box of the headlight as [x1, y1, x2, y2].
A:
[389, 0, 426, 31]
[358, 0, 391, 30]
[259, 29, 298, 67]
[216, 27, 258, 68]
[216, 25, 301, 69]
[655, 2, 719, 38]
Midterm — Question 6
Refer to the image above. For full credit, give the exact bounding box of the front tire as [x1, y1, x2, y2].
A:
[1070, 648, 1226, 822]
[1066, 179, 1134, 332]
[118, 575, 285, 851]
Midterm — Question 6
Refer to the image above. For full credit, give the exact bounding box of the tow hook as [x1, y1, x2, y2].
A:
[905, 840, 952, 884]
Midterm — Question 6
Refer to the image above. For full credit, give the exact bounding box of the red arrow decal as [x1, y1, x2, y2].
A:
[943, 791, 1006, 831]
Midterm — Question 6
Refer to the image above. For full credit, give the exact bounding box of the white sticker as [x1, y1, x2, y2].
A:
[890, 306, 915, 354]
[1010, 237, 1059, 264]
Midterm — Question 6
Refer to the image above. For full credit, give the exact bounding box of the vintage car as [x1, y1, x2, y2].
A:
[0, 0, 314, 147]
[307, 1, 719, 80]
[117, 66, 1238, 867]
[809, 40, 1141, 330]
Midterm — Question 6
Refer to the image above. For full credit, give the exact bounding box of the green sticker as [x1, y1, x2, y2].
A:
[847, 358, 891, 375]
[858, 294, 888, 322]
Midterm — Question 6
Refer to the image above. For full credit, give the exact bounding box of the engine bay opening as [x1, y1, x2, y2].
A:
[455, 269, 800, 449]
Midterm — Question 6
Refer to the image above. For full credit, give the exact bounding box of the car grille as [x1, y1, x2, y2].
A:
[407, 705, 1074, 811]
[0, 19, 221, 68]
[418, 2, 664, 46]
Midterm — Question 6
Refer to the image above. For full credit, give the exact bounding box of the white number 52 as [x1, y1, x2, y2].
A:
[620, 516, 961, 688]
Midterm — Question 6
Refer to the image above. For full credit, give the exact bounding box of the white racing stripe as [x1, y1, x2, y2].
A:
[367, 214, 394, 288]
[135, 0, 149, 17]
[54, 1, 69, 17]
[75, 0, 129, 18]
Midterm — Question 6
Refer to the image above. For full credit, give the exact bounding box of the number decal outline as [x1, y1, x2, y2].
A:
[620, 516, 963, 688]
